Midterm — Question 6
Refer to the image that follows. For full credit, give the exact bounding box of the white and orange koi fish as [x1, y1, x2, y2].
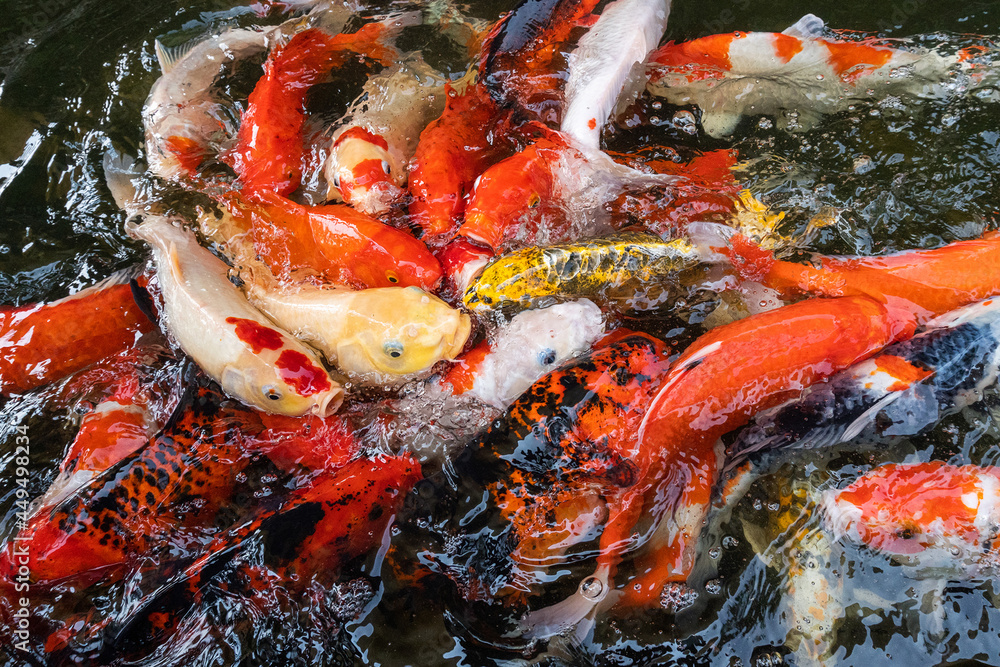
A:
[646, 14, 990, 137]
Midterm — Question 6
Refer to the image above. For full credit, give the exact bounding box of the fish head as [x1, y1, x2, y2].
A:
[437, 237, 494, 296]
[221, 356, 344, 417]
[474, 301, 606, 406]
[350, 214, 444, 290]
[823, 462, 999, 562]
[325, 128, 405, 215]
[460, 143, 557, 251]
[332, 287, 472, 384]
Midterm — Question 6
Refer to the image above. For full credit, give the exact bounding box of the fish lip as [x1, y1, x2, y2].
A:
[446, 313, 473, 358]
[314, 385, 345, 418]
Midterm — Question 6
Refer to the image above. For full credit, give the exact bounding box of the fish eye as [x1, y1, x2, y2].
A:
[383, 340, 404, 359]
[528, 193, 540, 209]
[263, 385, 283, 401]
[381, 160, 391, 175]
[332, 173, 341, 189]
[386, 271, 399, 284]
[538, 348, 557, 366]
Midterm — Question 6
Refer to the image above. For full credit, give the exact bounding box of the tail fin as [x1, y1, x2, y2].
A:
[102, 148, 147, 215]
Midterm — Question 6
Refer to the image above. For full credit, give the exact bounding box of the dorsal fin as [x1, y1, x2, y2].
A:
[782, 13, 826, 39]
[154, 38, 197, 75]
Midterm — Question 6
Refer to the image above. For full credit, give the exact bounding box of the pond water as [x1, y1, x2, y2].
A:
[2, 0, 1000, 665]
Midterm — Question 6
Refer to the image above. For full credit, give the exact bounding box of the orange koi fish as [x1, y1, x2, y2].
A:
[232, 190, 442, 290]
[229, 23, 401, 197]
[407, 82, 513, 244]
[0, 277, 154, 396]
[435, 237, 495, 297]
[460, 132, 677, 252]
[824, 461, 1000, 573]
[646, 14, 984, 137]
[726, 230, 1000, 322]
[612, 296, 917, 609]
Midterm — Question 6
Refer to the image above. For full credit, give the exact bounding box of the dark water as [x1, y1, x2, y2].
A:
[2, 0, 1000, 665]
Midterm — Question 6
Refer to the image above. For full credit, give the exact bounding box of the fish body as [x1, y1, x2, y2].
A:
[132, 216, 343, 416]
[324, 53, 449, 215]
[460, 135, 678, 252]
[647, 17, 975, 137]
[462, 231, 702, 314]
[443, 332, 672, 602]
[144, 28, 273, 182]
[479, 0, 600, 121]
[614, 296, 917, 609]
[440, 300, 605, 408]
[229, 23, 402, 196]
[727, 230, 1000, 322]
[105, 453, 421, 656]
[235, 190, 443, 290]
[407, 82, 512, 243]
[436, 237, 495, 297]
[0, 276, 154, 395]
[1, 384, 277, 586]
[729, 296, 1000, 463]
[561, 0, 672, 149]
[244, 276, 471, 386]
[823, 462, 1000, 576]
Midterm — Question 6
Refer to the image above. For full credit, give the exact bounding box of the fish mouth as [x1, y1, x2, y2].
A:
[460, 213, 500, 251]
[314, 384, 345, 417]
[353, 181, 405, 217]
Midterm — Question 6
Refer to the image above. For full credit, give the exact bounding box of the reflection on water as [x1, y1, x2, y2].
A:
[2, 0, 1000, 665]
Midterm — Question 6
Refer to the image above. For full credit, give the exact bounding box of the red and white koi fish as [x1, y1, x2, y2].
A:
[726, 230, 1000, 323]
[323, 54, 449, 215]
[229, 20, 407, 197]
[824, 461, 1000, 576]
[0, 274, 154, 396]
[561, 0, 672, 149]
[646, 14, 986, 137]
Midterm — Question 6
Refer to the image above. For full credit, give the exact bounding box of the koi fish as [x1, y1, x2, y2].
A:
[104, 453, 421, 659]
[478, 0, 600, 122]
[462, 231, 704, 315]
[323, 53, 449, 215]
[434, 332, 672, 610]
[560, 0, 672, 149]
[0, 382, 279, 587]
[242, 267, 471, 386]
[726, 230, 1000, 322]
[728, 296, 1000, 464]
[440, 300, 605, 409]
[612, 296, 917, 611]
[143, 28, 273, 182]
[229, 21, 407, 197]
[407, 81, 513, 244]
[646, 14, 985, 137]
[823, 461, 1000, 576]
[460, 134, 678, 253]
[132, 216, 343, 416]
[0, 273, 155, 395]
[234, 190, 442, 289]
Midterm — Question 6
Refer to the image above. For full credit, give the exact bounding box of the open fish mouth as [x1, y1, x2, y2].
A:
[314, 385, 346, 417]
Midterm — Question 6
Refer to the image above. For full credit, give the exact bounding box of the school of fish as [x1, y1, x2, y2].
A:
[3, 0, 1000, 664]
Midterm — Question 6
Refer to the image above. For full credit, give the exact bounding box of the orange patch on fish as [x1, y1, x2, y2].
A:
[873, 353, 932, 392]
[772, 33, 804, 63]
[164, 135, 207, 175]
[821, 39, 894, 83]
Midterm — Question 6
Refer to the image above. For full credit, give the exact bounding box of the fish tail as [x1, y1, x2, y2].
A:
[102, 147, 146, 215]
